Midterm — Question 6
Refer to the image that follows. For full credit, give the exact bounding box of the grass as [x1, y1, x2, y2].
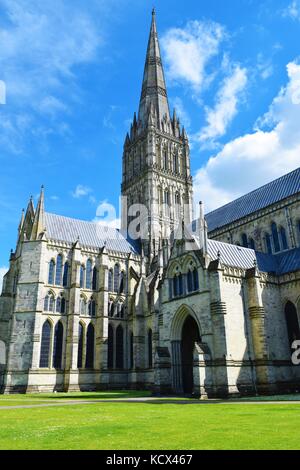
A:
[1, 391, 300, 450]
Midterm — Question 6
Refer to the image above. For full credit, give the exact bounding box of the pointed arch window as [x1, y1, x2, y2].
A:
[80, 297, 87, 316]
[92, 267, 98, 291]
[271, 222, 280, 253]
[280, 226, 289, 251]
[48, 260, 55, 285]
[55, 255, 63, 286]
[49, 294, 55, 312]
[187, 270, 193, 293]
[80, 265, 85, 289]
[44, 295, 49, 312]
[77, 323, 84, 369]
[53, 321, 64, 369]
[86, 260, 93, 290]
[148, 329, 153, 369]
[249, 238, 256, 250]
[108, 324, 114, 369]
[114, 264, 120, 293]
[116, 325, 124, 369]
[56, 296, 61, 314]
[173, 153, 178, 173]
[193, 268, 199, 291]
[39, 320, 51, 368]
[119, 271, 125, 294]
[265, 233, 272, 254]
[61, 297, 66, 315]
[85, 323, 95, 369]
[63, 263, 69, 287]
[108, 269, 113, 292]
[88, 299, 96, 317]
[163, 151, 168, 170]
[241, 233, 248, 248]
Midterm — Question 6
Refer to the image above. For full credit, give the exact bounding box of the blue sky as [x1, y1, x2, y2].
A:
[0, 0, 300, 280]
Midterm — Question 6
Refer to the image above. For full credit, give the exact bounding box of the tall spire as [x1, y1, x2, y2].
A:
[138, 9, 170, 127]
[31, 186, 46, 240]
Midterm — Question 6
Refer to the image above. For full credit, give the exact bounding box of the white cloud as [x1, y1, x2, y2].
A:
[197, 65, 248, 146]
[0, 0, 103, 153]
[282, 1, 300, 20]
[194, 60, 300, 212]
[72, 185, 92, 199]
[0, 267, 8, 292]
[161, 20, 226, 90]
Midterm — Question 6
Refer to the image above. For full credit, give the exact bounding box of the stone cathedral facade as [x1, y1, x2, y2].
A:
[1, 11, 300, 396]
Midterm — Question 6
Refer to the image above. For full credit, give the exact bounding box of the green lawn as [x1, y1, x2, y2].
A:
[0, 391, 300, 450]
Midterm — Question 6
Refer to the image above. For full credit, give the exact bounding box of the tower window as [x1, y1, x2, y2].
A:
[86, 259, 93, 290]
[271, 222, 280, 253]
[265, 233, 272, 254]
[48, 260, 55, 285]
[53, 321, 64, 369]
[39, 320, 51, 368]
[85, 323, 95, 369]
[63, 263, 69, 288]
[280, 226, 289, 251]
[77, 323, 84, 369]
[55, 255, 63, 286]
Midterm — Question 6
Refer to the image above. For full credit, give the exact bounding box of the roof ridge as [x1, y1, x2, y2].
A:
[207, 166, 300, 218]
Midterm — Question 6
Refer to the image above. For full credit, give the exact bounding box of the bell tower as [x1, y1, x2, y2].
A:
[121, 10, 193, 262]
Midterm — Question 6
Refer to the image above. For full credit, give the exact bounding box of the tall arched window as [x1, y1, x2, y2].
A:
[77, 323, 84, 369]
[39, 320, 51, 368]
[48, 260, 55, 285]
[187, 270, 193, 293]
[163, 151, 168, 170]
[86, 260, 92, 290]
[63, 263, 69, 287]
[285, 301, 300, 355]
[129, 332, 134, 369]
[61, 297, 66, 315]
[280, 226, 289, 250]
[88, 299, 96, 317]
[53, 321, 64, 369]
[92, 267, 98, 291]
[44, 295, 49, 312]
[265, 233, 272, 254]
[56, 296, 61, 314]
[80, 265, 85, 288]
[80, 296, 87, 316]
[108, 324, 114, 369]
[49, 294, 55, 312]
[241, 233, 248, 248]
[173, 153, 178, 173]
[55, 255, 63, 286]
[114, 264, 120, 293]
[271, 222, 280, 253]
[193, 268, 199, 291]
[119, 271, 125, 294]
[249, 238, 256, 250]
[148, 329, 153, 369]
[108, 269, 113, 292]
[178, 273, 183, 296]
[116, 325, 124, 369]
[85, 323, 95, 369]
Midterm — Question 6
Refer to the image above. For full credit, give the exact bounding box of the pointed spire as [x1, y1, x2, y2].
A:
[31, 185, 46, 240]
[18, 208, 25, 235]
[138, 10, 170, 127]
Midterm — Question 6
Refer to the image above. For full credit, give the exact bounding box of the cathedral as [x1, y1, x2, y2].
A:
[0, 11, 300, 397]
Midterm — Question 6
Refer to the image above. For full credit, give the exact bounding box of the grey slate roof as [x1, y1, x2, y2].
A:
[206, 239, 300, 275]
[45, 212, 140, 254]
[205, 167, 300, 232]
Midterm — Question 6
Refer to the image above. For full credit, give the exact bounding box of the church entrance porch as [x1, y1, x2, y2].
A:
[170, 307, 203, 396]
[181, 316, 201, 394]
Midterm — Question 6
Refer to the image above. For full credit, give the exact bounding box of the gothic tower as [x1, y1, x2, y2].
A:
[121, 10, 193, 263]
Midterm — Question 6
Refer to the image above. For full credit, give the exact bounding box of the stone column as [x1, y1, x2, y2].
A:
[63, 240, 81, 392]
[153, 347, 172, 395]
[193, 342, 213, 399]
[245, 267, 275, 394]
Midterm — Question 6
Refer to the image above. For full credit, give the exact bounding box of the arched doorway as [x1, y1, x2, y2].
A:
[181, 316, 201, 394]
[285, 301, 300, 354]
